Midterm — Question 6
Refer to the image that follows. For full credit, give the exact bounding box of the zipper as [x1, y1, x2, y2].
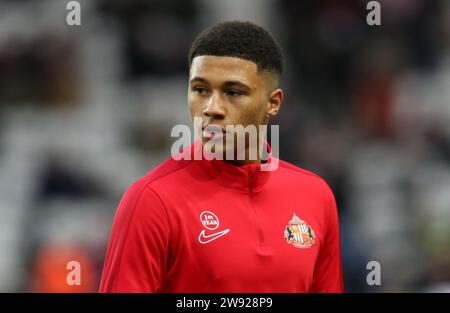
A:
[248, 169, 265, 246]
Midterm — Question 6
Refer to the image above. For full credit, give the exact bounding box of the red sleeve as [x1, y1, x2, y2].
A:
[310, 184, 344, 293]
[99, 184, 170, 293]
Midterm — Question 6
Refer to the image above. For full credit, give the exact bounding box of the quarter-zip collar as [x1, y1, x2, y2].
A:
[189, 139, 272, 193]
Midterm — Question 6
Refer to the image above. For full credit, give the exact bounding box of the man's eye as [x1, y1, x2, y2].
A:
[225, 90, 242, 97]
[194, 87, 208, 94]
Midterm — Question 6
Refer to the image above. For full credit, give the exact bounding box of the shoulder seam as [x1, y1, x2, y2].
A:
[114, 182, 150, 291]
[145, 185, 172, 239]
[114, 184, 172, 291]
[145, 185, 172, 289]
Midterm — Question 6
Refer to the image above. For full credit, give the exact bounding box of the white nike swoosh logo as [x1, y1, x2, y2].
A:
[198, 229, 230, 244]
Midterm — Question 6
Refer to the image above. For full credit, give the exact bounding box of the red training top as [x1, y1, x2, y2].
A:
[100, 142, 344, 292]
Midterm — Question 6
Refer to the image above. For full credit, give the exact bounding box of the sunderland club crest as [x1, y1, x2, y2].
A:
[284, 213, 316, 249]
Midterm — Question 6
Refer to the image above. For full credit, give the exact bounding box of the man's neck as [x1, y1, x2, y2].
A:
[223, 142, 267, 166]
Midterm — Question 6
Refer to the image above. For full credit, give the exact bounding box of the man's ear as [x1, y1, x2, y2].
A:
[267, 88, 283, 118]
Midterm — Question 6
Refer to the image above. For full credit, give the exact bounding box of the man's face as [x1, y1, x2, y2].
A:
[188, 55, 282, 162]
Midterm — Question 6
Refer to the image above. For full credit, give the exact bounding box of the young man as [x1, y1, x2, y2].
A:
[99, 21, 344, 292]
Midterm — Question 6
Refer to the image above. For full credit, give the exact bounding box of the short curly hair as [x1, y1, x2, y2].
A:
[189, 21, 283, 76]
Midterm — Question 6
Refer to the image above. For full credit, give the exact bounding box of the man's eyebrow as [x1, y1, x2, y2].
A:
[190, 77, 252, 91]
[223, 81, 252, 91]
[190, 77, 209, 84]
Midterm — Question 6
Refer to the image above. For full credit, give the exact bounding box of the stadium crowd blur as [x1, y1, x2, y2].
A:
[0, 0, 449, 292]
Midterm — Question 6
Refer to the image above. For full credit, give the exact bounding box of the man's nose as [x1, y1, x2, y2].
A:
[202, 93, 225, 120]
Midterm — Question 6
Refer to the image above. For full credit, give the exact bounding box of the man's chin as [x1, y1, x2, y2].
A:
[202, 140, 228, 160]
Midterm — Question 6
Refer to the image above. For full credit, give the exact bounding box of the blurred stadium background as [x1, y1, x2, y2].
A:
[0, 0, 449, 292]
